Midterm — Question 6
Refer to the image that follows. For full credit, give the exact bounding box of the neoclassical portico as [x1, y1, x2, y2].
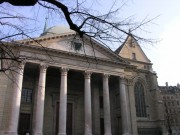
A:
[0, 60, 133, 135]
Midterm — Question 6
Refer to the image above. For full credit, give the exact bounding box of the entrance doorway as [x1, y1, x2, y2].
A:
[18, 113, 31, 135]
[100, 118, 104, 135]
[56, 102, 73, 135]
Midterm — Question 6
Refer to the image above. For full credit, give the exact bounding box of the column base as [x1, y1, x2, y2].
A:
[122, 133, 131, 135]
[84, 132, 92, 135]
[58, 133, 66, 135]
[33, 132, 43, 135]
[104, 133, 112, 135]
[0, 131, 18, 135]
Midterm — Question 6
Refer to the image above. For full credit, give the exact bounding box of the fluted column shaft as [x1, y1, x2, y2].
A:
[103, 74, 112, 135]
[119, 77, 131, 135]
[4, 62, 25, 135]
[84, 71, 92, 135]
[58, 67, 68, 135]
[33, 65, 47, 135]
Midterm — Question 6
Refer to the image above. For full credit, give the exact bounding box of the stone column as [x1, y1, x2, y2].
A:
[3, 62, 25, 135]
[58, 67, 68, 135]
[84, 71, 92, 135]
[119, 77, 131, 135]
[103, 74, 112, 135]
[33, 64, 48, 135]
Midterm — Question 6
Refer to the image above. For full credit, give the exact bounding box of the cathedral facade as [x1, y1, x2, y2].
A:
[0, 26, 164, 135]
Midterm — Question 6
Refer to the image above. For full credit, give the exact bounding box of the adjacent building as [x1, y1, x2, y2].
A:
[0, 26, 164, 135]
[159, 83, 180, 134]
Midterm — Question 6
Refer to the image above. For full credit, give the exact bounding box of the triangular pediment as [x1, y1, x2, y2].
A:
[115, 35, 151, 63]
[19, 33, 129, 65]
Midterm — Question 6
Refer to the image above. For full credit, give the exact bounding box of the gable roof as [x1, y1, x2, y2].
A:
[115, 34, 151, 63]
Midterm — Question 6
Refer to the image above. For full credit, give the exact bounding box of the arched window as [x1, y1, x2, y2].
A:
[134, 82, 147, 117]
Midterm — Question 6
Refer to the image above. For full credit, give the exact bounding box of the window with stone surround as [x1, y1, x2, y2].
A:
[134, 82, 147, 117]
[132, 53, 136, 60]
[21, 88, 33, 103]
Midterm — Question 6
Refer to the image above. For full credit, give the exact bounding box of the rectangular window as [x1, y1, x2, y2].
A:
[21, 88, 33, 103]
[132, 53, 136, 60]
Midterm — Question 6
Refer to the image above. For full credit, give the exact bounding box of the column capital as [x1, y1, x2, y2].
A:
[39, 64, 48, 72]
[119, 75, 125, 79]
[60, 67, 69, 76]
[103, 73, 110, 79]
[84, 71, 92, 79]
[16, 61, 26, 75]
[19, 60, 26, 68]
[127, 79, 133, 86]
[61, 67, 69, 72]
[119, 76, 126, 84]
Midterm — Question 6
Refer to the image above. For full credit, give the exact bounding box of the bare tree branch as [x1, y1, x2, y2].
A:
[0, 0, 157, 73]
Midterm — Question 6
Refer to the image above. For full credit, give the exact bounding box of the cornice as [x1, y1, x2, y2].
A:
[124, 58, 152, 65]
[17, 33, 76, 44]
[134, 68, 157, 75]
